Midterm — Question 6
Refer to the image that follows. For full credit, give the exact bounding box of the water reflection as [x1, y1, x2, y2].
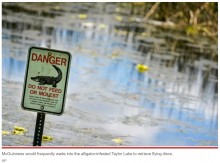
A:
[2, 2, 217, 146]
[2, 57, 26, 82]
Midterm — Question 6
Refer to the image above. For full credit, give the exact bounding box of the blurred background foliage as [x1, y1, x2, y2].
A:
[130, 2, 217, 38]
[3, 2, 217, 39]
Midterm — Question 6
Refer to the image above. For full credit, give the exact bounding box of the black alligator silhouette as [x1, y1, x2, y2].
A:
[31, 65, 62, 88]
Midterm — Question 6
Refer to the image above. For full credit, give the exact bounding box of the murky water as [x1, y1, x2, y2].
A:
[2, 3, 218, 146]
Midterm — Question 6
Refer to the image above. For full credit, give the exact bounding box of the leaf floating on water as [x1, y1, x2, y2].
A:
[111, 53, 119, 59]
[2, 130, 10, 136]
[12, 130, 24, 135]
[12, 126, 27, 135]
[42, 135, 53, 142]
[78, 14, 88, 19]
[135, 64, 150, 73]
[115, 16, 123, 22]
[54, 6, 60, 10]
[112, 138, 123, 145]
[14, 126, 27, 133]
[98, 24, 107, 29]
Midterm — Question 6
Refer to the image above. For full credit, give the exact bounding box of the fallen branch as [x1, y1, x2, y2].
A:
[144, 2, 160, 21]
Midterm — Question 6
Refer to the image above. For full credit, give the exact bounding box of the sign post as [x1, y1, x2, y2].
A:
[21, 47, 71, 146]
[33, 113, 45, 146]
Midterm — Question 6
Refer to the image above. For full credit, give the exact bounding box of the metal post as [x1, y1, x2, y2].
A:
[33, 112, 46, 146]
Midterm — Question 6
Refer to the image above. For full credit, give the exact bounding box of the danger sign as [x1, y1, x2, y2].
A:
[21, 47, 71, 115]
